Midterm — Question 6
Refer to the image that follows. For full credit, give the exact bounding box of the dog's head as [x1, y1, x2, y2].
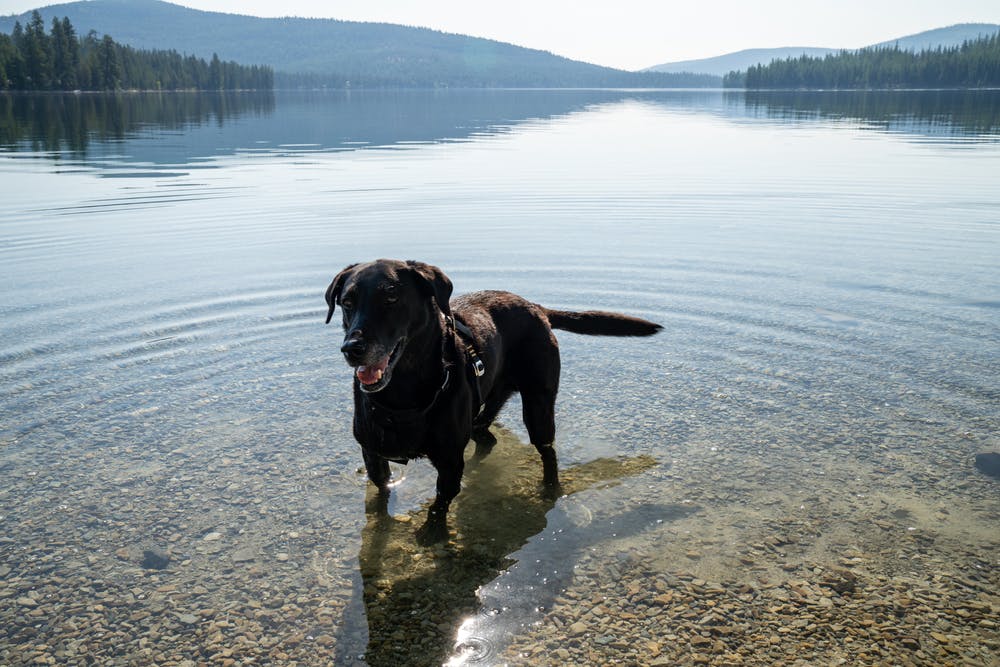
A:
[325, 259, 453, 393]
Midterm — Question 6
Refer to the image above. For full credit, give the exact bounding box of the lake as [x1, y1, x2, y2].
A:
[1, 89, 998, 666]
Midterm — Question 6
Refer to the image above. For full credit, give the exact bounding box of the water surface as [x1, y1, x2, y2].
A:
[1, 89, 998, 666]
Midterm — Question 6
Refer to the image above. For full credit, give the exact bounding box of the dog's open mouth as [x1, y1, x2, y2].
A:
[355, 339, 405, 393]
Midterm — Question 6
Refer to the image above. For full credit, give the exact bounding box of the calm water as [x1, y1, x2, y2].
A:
[1, 90, 999, 666]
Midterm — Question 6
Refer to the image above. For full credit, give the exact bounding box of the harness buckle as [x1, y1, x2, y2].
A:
[472, 358, 485, 377]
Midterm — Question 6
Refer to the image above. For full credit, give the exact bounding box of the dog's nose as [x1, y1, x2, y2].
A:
[341, 337, 367, 361]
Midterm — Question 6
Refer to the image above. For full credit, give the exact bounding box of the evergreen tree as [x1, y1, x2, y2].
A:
[97, 34, 119, 90]
[23, 11, 53, 89]
[0, 31, 25, 89]
[50, 16, 79, 89]
[209, 52, 223, 89]
[60, 17, 79, 89]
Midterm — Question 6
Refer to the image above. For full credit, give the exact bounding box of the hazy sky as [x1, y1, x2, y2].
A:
[2, 0, 999, 69]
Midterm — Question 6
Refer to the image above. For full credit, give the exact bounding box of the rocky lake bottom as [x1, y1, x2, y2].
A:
[2, 390, 997, 667]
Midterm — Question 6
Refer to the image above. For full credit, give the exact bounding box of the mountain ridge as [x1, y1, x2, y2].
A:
[645, 23, 1000, 76]
[646, 47, 837, 77]
[0, 0, 715, 88]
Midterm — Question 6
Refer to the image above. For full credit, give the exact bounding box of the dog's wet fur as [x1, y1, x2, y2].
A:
[325, 259, 662, 543]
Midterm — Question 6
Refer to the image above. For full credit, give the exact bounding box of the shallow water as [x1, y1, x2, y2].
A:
[1, 89, 998, 666]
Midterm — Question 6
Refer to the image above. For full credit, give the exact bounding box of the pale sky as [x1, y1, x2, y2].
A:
[2, 0, 999, 70]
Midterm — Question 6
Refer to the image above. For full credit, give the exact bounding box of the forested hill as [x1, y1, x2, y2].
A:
[0, 0, 718, 88]
[725, 31, 1000, 89]
[0, 12, 272, 90]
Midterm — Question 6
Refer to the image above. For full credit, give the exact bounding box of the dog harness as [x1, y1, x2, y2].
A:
[359, 314, 486, 463]
[449, 315, 486, 417]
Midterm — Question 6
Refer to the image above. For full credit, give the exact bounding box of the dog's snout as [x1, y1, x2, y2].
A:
[341, 336, 367, 361]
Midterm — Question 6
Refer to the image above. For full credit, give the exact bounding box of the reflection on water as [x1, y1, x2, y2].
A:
[0, 89, 634, 168]
[1, 89, 998, 665]
[736, 89, 1000, 141]
[0, 91, 276, 156]
[3, 89, 1000, 171]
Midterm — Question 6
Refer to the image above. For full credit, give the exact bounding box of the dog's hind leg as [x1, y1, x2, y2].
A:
[515, 333, 561, 490]
[521, 390, 560, 489]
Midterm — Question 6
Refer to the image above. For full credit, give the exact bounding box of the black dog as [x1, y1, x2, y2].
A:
[325, 259, 661, 543]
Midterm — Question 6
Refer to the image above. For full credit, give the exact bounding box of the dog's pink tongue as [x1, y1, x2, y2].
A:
[356, 355, 390, 385]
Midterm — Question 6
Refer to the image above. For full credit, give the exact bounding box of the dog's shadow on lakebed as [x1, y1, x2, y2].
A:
[334, 427, 698, 666]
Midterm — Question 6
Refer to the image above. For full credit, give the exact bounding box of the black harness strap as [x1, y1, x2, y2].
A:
[449, 315, 486, 417]
[365, 369, 451, 425]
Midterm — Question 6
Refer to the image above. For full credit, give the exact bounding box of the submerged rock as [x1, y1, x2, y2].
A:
[974, 452, 1000, 479]
[232, 547, 256, 563]
[141, 547, 171, 570]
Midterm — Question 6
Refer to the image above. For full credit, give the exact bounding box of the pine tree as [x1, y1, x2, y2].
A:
[209, 53, 223, 89]
[97, 34, 120, 90]
[49, 16, 79, 89]
[23, 11, 53, 89]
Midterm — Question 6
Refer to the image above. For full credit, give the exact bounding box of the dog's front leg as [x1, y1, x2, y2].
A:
[415, 450, 465, 545]
[362, 449, 391, 492]
[361, 449, 392, 516]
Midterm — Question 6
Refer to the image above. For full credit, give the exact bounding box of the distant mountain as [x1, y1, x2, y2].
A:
[645, 23, 1000, 76]
[645, 48, 836, 77]
[870, 23, 1000, 51]
[0, 0, 718, 88]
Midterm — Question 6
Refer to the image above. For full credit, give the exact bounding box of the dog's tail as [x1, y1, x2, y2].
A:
[544, 308, 662, 337]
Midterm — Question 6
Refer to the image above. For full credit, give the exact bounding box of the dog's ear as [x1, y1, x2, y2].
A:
[406, 261, 453, 318]
[325, 263, 358, 324]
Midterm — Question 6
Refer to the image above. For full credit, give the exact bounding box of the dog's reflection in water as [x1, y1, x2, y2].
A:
[336, 426, 662, 667]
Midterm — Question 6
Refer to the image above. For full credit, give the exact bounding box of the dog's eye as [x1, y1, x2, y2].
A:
[384, 285, 398, 305]
[340, 297, 354, 310]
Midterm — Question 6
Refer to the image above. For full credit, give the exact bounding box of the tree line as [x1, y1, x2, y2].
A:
[725, 31, 1000, 89]
[0, 11, 273, 91]
[274, 69, 720, 90]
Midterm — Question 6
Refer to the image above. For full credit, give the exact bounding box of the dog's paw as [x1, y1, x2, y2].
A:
[471, 427, 497, 449]
[540, 480, 564, 502]
[415, 513, 449, 546]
